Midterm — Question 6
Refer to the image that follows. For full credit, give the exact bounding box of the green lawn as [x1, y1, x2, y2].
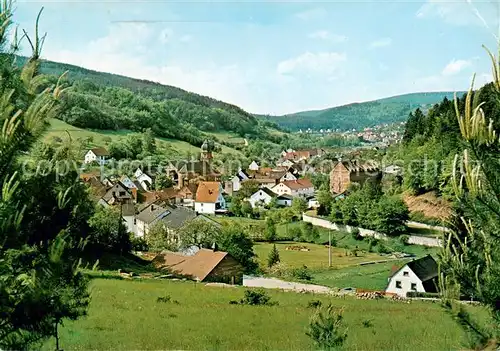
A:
[311, 260, 409, 290]
[254, 241, 384, 270]
[42, 278, 474, 351]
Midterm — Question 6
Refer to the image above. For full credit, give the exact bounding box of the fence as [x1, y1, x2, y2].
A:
[302, 213, 442, 248]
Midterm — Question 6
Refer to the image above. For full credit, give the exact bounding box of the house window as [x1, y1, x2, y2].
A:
[403, 271, 409, 277]
[411, 283, 417, 291]
[119, 191, 126, 196]
[395, 281, 402, 289]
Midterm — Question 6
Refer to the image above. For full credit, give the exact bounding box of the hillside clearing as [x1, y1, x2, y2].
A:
[42, 278, 475, 351]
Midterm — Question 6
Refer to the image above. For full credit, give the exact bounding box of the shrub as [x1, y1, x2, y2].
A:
[351, 227, 362, 240]
[306, 305, 347, 350]
[376, 244, 392, 254]
[157, 295, 171, 303]
[130, 236, 148, 252]
[307, 300, 322, 308]
[362, 319, 373, 328]
[291, 265, 312, 281]
[239, 289, 277, 306]
[289, 226, 303, 242]
[398, 235, 410, 246]
[406, 291, 440, 298]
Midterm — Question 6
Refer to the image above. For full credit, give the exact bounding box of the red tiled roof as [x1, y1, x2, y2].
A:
[153, 249, 229, 281]
[196, 181, 221, 203]
[282, 178, 313, 190]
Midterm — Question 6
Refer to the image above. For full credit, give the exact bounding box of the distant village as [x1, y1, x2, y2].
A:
[80, 140, 397, 245]
[298, 121, 406, 146]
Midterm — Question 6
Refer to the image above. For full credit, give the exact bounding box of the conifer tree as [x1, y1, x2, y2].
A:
[267, 244, 280, 268]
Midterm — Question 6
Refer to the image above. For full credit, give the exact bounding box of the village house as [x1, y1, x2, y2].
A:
[135, 202, 198, 239]
[271, 179, 315, 198]
[84, 147, 110, 164]
[152, 247, 244, 284]
[276, 159, 295, 168]
[226, 169, 250, 195]
[329, 160, 380, 195]
[98, 182, 134, 206]
[385, 255, 439, 297]
[134, 167, 156, 191]
[121, 203, 137, 235]
[194, 181, 227, 215]
[248, 187, 276, 208]
[282, 149, 324, 162]
[276, 194, 293, 207]
[248, 161, 260, 171]
[279, 171, 297, 182]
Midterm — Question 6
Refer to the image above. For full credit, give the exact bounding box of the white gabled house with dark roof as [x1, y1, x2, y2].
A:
[248, 187, 276, 208]
[385, 255, 439, 297]
[84, 147, 110, 164]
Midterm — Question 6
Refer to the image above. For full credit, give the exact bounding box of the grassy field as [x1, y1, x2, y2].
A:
[43, 278, 473, 351]
[312, 261, 409, 290]
[254, 241, 384, 270]
[44, 119, 242, 157]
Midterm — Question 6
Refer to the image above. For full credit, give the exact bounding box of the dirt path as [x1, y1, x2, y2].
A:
[243, 275, 332, 294]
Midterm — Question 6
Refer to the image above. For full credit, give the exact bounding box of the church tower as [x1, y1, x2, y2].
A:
[200, 139, 214, 160]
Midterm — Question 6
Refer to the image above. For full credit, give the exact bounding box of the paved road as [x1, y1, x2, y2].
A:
[243, 275, 332, 294]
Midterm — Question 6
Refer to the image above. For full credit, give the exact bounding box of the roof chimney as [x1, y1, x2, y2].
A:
[212, 242, 218, 252]
[151, 205, 155, 211]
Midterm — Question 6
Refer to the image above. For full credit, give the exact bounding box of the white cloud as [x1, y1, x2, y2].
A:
[442, 59, 472, 76]
[294, 8, 328, 21]
[309, 30, 348, 43]
[369, 38, 392, 49]
[277, 52, 346, 76]
[416, 0, 499, 31]
[179, 34, 193, 43]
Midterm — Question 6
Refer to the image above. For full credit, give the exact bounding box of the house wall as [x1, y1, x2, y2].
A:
[280, 172, 297, 182]
[277, 198, 292, 207]
[385, 267, 426, 297]
[138, 173, 153, 191]
[84, 151, 96, 164]
[136, 219, 147, 238]
[123, 215, 136, 236]
[204, 255, 244, 285]
[330, 163, 351, 194]
[195, 202, 217, 214]
[249, 191, 273, 208]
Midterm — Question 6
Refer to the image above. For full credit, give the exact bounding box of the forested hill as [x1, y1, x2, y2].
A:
[259, 92, 466, 131]
[17, 57, 283, 147]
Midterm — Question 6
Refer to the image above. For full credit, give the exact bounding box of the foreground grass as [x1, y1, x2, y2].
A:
[44, 278, 470, 351]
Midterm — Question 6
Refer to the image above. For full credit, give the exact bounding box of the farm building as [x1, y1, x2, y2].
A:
[153, 248, 244, 284]
[329, 160, 380, 195]
[385, 255, 439, 297]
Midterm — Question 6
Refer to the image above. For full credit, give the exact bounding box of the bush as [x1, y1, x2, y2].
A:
[308, 300, 323, 308]
[351, 227, 362, 240]
[406, 291, 440, 298]
[130, 236, 148, 252]
[306, 305, 347, 350]
[239, 289, 277, 306]
[398, 235, 410, 246]
[376, 243, 392, 254]
[291, 265, 312, 281]
[289, 226, 303, 242]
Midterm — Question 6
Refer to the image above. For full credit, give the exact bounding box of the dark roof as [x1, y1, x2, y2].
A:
[335, 160, 379, 173]
[121, 203, 136, 216]
[161, 207, 197, 229]
[90, 147, 110, 157]
[136, 203, 172, 224]
[254, 187, 276, 197]
[277, 194, 293, 200]
[406, 255, 439, 282]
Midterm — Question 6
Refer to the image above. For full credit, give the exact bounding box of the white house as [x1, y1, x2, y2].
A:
[386, 255, 439, 297]
[84, 147, 110, 164]
[194, 181, 227, 215]
[134, 167, 155, 191]
[276, 194, 293, 207]
[279, 171, 297, 182]
[248, 188, 276, 208]
[271, 179, 315, 198]
[248, 161, 260, 171]
[276, 159, 295, 168]
[231, 169, 250, 193]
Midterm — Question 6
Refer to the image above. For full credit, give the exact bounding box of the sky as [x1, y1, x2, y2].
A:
[12, 0, 500, 115]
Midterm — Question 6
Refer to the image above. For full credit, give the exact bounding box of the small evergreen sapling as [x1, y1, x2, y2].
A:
[267, 244, 280, 268]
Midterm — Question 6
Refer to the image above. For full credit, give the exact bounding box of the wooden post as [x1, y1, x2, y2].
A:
[328, 230, 332, 267]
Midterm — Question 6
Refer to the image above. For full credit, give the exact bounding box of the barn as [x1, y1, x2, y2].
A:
[153, 248, 244, 285]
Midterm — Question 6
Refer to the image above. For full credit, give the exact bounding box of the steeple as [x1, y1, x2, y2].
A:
[201, 139, 214, 160]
